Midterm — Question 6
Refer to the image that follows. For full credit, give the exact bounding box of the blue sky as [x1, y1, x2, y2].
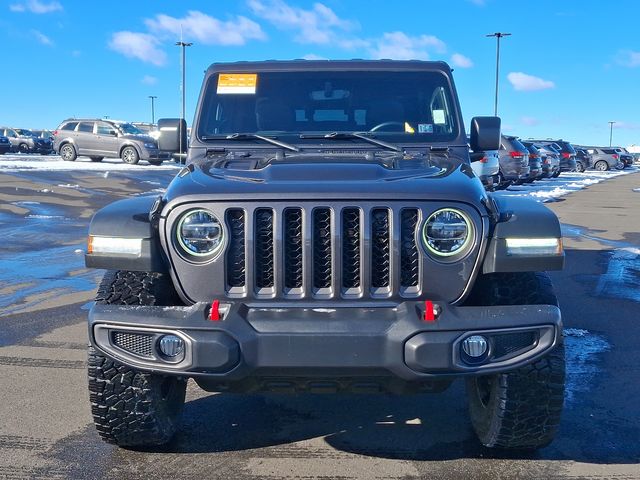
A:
[1, 0, 639, 147]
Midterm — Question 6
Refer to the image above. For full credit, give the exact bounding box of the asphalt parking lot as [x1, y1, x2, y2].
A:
[0, 155, 639, 479]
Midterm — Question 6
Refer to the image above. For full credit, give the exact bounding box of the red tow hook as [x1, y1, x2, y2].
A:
[424, 300, 441, 322]
[209, 300, 221, 321]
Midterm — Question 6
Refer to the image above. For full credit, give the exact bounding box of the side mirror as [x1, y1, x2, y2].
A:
[470, 116, 501, 151]
[157, 118, 188, 155]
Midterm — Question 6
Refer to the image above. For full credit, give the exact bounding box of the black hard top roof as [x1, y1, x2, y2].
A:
[206, 59, 452, 74]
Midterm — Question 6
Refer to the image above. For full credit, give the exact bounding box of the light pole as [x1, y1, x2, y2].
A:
[176, 40, 192, 155]
[486, 32, 511, 116]
[608, 121, 616, 147]
[148, 95, 157, 124]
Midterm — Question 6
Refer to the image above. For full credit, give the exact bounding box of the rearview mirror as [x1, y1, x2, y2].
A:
[157, 118, 188, 155]
[470, 116, 501, 151]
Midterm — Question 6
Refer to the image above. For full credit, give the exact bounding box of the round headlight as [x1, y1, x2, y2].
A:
[423, 208, 473, 257]
[176, 209, 224, 257]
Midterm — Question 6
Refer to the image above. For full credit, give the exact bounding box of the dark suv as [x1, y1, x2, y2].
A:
[53, 119, 170, 165]
[498, 135, 530, 185]
[84, 60, 565, 451]
[531, 140, 577, 173]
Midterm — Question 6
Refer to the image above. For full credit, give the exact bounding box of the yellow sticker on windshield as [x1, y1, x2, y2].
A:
[404, 122, 415, 134]
[217, 73, 258, 94]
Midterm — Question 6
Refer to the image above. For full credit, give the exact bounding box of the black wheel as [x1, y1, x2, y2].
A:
[594, 160, 608, 171]
[60, 143, 77, 161]
[18, 143, 30, 154]
[88, 270, 186, 447]
[575, 161, 584, 173]
[121, 146, 140, 164]
[464, 272, 565, 450]
[90, 156, 103, 162]
[148, 159, 163, 166]
[552, 170, 561, 178]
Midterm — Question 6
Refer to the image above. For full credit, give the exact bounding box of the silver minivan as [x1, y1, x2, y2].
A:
[53, 119, 170, 165]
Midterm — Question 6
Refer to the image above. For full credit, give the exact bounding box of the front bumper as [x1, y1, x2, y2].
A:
[89, 302, 562, 389]
[140, 148, 172, 161]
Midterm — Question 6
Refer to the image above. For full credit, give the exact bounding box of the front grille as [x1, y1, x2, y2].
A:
[224, 205, 424, 299]
[492, 331, 537, 359]
[112, 331, 154, 358]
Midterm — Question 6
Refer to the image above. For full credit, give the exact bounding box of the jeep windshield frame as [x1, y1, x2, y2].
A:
[196, 67, 462, 148]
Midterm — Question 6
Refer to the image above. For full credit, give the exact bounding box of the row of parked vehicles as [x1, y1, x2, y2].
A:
[470, 135, 636, 191]
[0, 120, 168, 165]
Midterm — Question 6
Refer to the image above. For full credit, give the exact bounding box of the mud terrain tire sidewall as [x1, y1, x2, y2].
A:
[464, 272, 565, 450]
[88, 270, 186, 447]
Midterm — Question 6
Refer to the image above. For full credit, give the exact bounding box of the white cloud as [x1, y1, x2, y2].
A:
[521, 116, 539, 126]
[370, 31, 446, 60]
[141, 75, 158, 86]
[507, 72, 555, 91]
[248, 0, 353, 44]
[302, 53, 327, 60]
[145, 10, 266, 46]
[9, 0, 62, 13]
[468, 0, 486, 5]
[71, 50, 81, 57]
[613, 121, 640, 130]
[615, 50, 640, 68]
[109, 31, 167, 66]
[31, 29, 53, 46]
[450, 53, 473, 68]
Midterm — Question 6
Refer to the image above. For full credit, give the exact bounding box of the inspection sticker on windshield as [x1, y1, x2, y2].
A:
[418, 124, 433, 133]
[217, 74, 257, 94]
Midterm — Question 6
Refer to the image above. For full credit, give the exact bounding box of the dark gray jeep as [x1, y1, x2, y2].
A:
[85, 60, 566, 450]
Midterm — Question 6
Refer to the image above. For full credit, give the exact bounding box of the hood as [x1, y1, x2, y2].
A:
[163, 152, 488, 207]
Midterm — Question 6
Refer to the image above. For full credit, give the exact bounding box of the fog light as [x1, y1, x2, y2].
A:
[158, 335, 184, 358]
[462, 335, 488, 358]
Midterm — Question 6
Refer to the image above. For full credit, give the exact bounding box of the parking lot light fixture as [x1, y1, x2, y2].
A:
[486, 32, 511, 116]
[609, 121, 616, 147]
[148, 96, 157, 124]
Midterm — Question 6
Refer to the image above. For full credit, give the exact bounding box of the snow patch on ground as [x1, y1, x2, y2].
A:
[493, 167, 637, 203]
[564, 328, 611, 403]
[0, 154, 180, 171]
[596, 247, 640, 303]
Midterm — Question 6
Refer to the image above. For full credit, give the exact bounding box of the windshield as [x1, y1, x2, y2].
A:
[198, 70, 460, 143]
[118, 123, 143, 135]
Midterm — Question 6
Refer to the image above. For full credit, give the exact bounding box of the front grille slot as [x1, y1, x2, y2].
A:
[254, 208, 275, 289]
[112, 332, 154, 358]
[371, 208, 391, 288]
[313, 208, 333, 290]
[342, 208, 361, 289]
[226, 209, 246, 288]
[400, 209, 420, 289]
[283, 208, 303, 289]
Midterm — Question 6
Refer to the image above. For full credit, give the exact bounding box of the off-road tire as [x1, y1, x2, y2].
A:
[60, 143, 77, 161]
[464, 272, 565, 450]
[121, 146, 140, 165]
[88, 270, 186, 447]
[90, 156, 103, 162]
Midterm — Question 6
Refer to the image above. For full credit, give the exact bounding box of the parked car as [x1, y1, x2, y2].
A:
[467, 135, 500, 190]
[521, 142, 550, 179]
[583, 147, 623, 171]
[498, 135, 530, 186]
[470, 149, 500, 190]
[529, 143, 560, 178]
[614, 147, 634, 168]
[83, 59, 566, 451]
[32, 129, 55, 143]
[573, 147, 593, 172]
[0, 127, 53, 154]
[0, 134, 11, 155]
[530, 140, 577, 173]
[53, 119, 171, 165]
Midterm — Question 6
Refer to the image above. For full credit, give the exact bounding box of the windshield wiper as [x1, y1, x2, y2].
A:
[201, 133, 299, 152]
[300, 131, 402, 152]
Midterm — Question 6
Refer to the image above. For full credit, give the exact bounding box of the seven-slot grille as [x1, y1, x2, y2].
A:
[225, 205, 422, 299]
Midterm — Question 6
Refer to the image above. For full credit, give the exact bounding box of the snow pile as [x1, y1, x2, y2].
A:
[0, 154, 180, 171]
[493, 167, 637, 203]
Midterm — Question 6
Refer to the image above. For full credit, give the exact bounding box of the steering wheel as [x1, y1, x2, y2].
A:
[369, 121, 405, 132]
